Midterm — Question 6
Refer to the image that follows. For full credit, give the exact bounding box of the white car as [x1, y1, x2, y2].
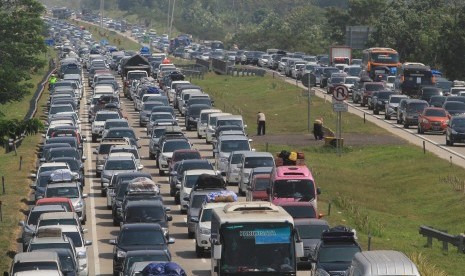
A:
[194, 201, 230, 257]
[179, 169, 217, 214]
[197, 109, 222, 139]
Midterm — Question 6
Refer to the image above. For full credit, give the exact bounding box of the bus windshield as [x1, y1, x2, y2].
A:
[273, 179, 315, 201]
[220, 223, 295, 274]
[370, 53, 399, 64]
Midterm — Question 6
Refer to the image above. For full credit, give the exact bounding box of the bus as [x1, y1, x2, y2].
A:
[362, 47, 401, 79]
[210, 202, 304, 275]
[394, 62, 435, 97]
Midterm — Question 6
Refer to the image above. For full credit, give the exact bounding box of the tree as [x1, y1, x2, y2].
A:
[0, 0, 46, 104]
[0, 118, 43, 148]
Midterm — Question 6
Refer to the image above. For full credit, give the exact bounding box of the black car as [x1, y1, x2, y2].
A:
[320, 67, 340, 88]
[110, 223, 175, 274]
[446, 116, 465, 146]
[429, 95, 447, 108]
[442, 101, 465, 117]
[46, 136, 82, 156]
[185, 104, 211, 131]
[109, 172, 152, 217]
[311, 226, 361, 276]
[103, 127, 139, 148]
[420, 86, 442, 102]
[122, 200, 172, 237]
[372, 91, 395, 115]
[39, 143, 71, 160]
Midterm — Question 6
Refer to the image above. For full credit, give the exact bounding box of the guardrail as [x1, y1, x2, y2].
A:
[419, 225, 465, 252]
[195, 58, 210, 71]
[228, 67, 266, 77]
[211, 58, 232, 75]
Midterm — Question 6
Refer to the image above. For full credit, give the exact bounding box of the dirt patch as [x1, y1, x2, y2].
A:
[251, 133, 407, 147]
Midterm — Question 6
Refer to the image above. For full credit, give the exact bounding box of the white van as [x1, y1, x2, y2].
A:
[167, 80, 190, 103]
[205, 113, 231, 144]
[197, 109, 222, 139]
[179, 90, 204, 115]
[346, 250, 420, 276]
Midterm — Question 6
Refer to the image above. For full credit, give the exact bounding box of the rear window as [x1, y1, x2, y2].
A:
[365, 84, 384, 91]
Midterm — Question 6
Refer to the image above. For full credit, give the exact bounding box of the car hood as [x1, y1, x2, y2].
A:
[162, 152, 173, 158]
[93, 121, 105, 126]
[317, 262, 351, 274]
[389, 103, 399, 107]
[252, 191, 268, 200]
[423, 116, 448, 122]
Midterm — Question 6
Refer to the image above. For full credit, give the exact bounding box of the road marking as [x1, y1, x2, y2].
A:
[83, 75, 101, 276]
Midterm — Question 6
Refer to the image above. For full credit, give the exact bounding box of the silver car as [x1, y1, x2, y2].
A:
[44, 182, 88, 224]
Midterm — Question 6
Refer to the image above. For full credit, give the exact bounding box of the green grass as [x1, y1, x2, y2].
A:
[0, 73, 50, 272]
[192, 73, 388, 135]
[71, 19, 141, 51]
[256, 143, 462, 275]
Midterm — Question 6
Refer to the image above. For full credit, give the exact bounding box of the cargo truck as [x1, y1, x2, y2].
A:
[330, 46, 352, 66]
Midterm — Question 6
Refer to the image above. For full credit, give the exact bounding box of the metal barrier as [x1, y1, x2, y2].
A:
[211, 58, 230, 75]
[195, 58, 211, 71]
[176, 64, 209, 74]
[419, 225, 465, 252]
[228, 67, 266, 77]
[180, 69, 204, 80]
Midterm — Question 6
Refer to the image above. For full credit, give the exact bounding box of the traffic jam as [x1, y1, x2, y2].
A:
[8, 18, 424, 276]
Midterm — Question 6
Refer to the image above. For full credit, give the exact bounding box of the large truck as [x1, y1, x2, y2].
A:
[210, 202, 304, 275]
[330, 46, 352, 65]
[121, 54, 152, 97]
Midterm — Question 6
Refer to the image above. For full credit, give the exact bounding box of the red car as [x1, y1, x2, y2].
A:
[418, 107, 448, 134]
[246, 174, 271, 202]
[36, 197, 75, 212]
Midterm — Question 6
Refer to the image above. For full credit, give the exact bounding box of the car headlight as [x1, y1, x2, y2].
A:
[200, 227, 210, 235]
[75, 200, 83, 209]
[219, 157, 228, 162]
[117, 249, 126, 258]
[315, 269, 331, 276]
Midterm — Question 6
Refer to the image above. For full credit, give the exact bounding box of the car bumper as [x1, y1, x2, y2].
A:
[196, 233, 211, 249]
[421, 122, 446, 132]
[450, 133, 465, 142]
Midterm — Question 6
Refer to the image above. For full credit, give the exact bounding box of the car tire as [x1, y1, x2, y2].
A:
[374, 109, 379, 115]
[385, 115, 390, 120]
[112, 218, 119, 226]
[91, 134, 97, 143]
[181, 209, 187, 215]
[197, 133, 201, 139]
[404, 122, 409, 129]
[195, 244, 204, 258]
[170, 189, 176, 197]
[159, 170, 165, 176]
[188, 230, 194, 239]
[101, 189, 106, 197]
[175, 195, 180, 205]
[96, 171, 101, 178]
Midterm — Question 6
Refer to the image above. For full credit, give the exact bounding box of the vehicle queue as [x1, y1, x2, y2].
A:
[8, 16, 423, 276]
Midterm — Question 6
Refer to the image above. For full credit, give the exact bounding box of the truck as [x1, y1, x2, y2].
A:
[120, 54, 152, 97]
[210, 202, 304, 275]
[330, 46, 352, 66]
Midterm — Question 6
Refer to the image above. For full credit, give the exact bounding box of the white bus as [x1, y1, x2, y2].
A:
[210, 202, 304, 275]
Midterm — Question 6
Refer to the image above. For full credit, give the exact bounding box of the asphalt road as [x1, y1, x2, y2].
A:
[80, 71, 308, 275]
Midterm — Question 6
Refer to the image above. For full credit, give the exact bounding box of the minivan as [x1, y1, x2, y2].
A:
[346, 250, 420, 276]
[205, 113, 231, 144]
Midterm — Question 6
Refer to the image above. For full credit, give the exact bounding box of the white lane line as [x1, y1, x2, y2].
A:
[83, 78, 101, 275]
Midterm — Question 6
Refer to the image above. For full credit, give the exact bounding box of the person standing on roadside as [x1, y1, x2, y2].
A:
[257, 111, 266, 136]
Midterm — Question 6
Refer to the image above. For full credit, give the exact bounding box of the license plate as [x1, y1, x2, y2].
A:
[433, 126, 441, 131]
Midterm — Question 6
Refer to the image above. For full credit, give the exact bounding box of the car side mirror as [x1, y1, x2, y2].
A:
[29, 184, 36, 190]
[190, 217, 199, 223]
[82, 194, 89, 198]
[82, 156, 87, 161]
[84, 240, 92, 246]
[137, 165, 144, 170]
[82, 228, 88, 233]
[168, 237, 175, 244]
[109, 239, 116, 245]
[30, 173, 37, 179]
[167, 215, 173, 221]
[4, 271, 9, 276]
[183, 196, 190, 202]
[19, 221, 25, 227]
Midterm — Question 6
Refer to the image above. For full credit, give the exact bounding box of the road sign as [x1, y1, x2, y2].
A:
[301, 73, 316, 88]
[333, 85, 349, 101]
[333, 102, 348, 112]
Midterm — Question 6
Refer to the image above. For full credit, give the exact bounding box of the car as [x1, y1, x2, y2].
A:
[429, 95, 447, 108]
[29, 171, 53, 202]
[6, 251, 62, 276]
[396, 98, 410, 124]
[157, 138, 192, 176]
[320, 67, 340, 88]
[419, 86, 443, 102]
[35, 198, 75, 212]
[122, 199, 172, 238]
[275, 201, 319, 220]
[169, 149, 202, 173]
[102, 127, 139, 148]
[224, 150, 249, 185]
[110, 223, 175, 275]
[311, 226, 362, 276]
[146, 112, 176, 136]
[359, 82, 386, 107]
[294, 219, 330, 268]
[237, 151, 275, 196]
[401, 99, 429, 128]
[442, 100, 465, 117]
[246, 174, 271, 202]
[326, 74, 346, 95]
[44, 182, 88, 224]
[446, 115, 465, 146]
[417, 107, 448, 134]
[101, 119, 130, 138]
[169, 159, 214, 201]
[120, 250, 171, 276]
[19, 205, 68, 251]
[185, 104, 212, 131]
[101, 155, 142, 196]
[94, 138, 131, 177]
[91, 110, 122, 142]
[371, 90, 395, 115]
[36, 212, 83, 232]
[179, 169, 217, 214]
[148, 126, 184, 159]
[214, 135, 252, 173]
[108, 145, 143, 172]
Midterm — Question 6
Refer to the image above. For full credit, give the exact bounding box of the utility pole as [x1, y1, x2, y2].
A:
[166, 0, 171, 35]
[99, 0, 104, 28]
[169, 0, 176, 38]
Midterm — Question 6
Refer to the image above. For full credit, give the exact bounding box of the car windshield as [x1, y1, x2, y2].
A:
[296, 224, 329, 239]
[201, 209, 213, 222]
[12, 262, 59, 272]
[218, 120, 243, 127]
[452, 119, 465, 127]
[330, 78, 344, 84]
[49, 150, 79, 160]
[50, 105, 74, 115]
[179, 162, 213, 174]
[63, 160, 80, 171]
[116, 182, 130, 200]
[254, 178, 271, 191]
[162, 140, 191, 152]
[376, 92, 392, 100]
[346, 67, 361, 76]
[56, 250, 77, 272]
[144, 103, 163, 110]
[318, 245, 360, 263]
[281, 205, 316, 219]
[46, 187, 80, 198]
[107, 130, 136, 140]
[28, 242, 72, 251]
[119, 229, 165, 246]
[390, 97, 405, 104]
[111, 149, 139, 159]
[95, 113, 120, 121]
[344, 78, 357, 84]
[152, 128, 166, 138]
[63, 231, 83, 247]
[174, 151, 200, 161]
[424, 109, 447, 117]
[150, 113, 173, 122]
[244, 157, 274, 168]
[371, 53, 399, 63]
[230, 153, 244, 164]
[105, 160, 136, 170]
[39, 165, 68, 173]
[125, 206, 165, 223]
[220, 140, 250, 152]
[38, 219, 77, 228]
[188, 106, 209, 116]
[98, 144, 114, 154]
[445, 102, 465, 111]
[274, 180, 315, 201]
[185, 174, 203, 188]
[37, 202, 72, 211]
[105, 121, 129, 129]
[365, 84, 384, 91]
[407, 103, 428, 112]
